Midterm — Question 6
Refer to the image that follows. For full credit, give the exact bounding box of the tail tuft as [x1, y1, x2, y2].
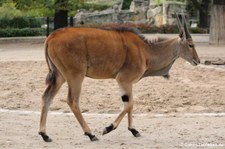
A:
[46, 70, 57, 85]
[45, 41, 58, 86]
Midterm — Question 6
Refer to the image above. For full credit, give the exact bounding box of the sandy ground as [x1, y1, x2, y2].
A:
[1, 111, 225, 149]
[0, 38, 225, 148]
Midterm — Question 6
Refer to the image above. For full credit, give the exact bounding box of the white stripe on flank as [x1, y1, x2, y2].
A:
[1, 108, 225, 118]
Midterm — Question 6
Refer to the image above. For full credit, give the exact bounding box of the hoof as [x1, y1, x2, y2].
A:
[39, 132, 52, 142]
[163, 73, 170, 80]
[102, 124, 115, 135]
[134, 132, 141, 137]
[84, 132, 99, 141]
[91, 136, 99, 141]
[128, 128, 141, 137]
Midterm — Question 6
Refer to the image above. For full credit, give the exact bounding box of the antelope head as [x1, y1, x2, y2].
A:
[176, 14, 200, 66]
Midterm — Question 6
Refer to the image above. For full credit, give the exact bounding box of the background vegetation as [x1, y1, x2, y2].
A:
[0, 0, 210, 37]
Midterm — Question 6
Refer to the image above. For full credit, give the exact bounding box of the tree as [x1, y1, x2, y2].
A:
[54, 0, 68, 30]
[187, 0, 210, 28]
[209, 0, 225, 45]
[0, 2, 22, 18]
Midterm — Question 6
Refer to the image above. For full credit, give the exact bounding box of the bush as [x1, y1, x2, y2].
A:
[0, 18, 11, 28]
[29, 17, 42, 28]
[0, 17, 41, 28]
[10, 17, 30, 28]
[0, 28, 45, 37]
[190, 27, 208, 34]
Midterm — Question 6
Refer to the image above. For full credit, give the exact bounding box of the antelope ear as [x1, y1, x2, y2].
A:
[176, 13, 185, 40]
[179, 28, 186, 41]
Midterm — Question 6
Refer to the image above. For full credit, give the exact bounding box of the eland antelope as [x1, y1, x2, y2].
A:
[39, 15, 200, 142]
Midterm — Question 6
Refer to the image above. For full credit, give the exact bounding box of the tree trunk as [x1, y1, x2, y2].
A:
[209, 4, 225, 45]
[199, 0, 210, 28]
[54, 0, 68, 30]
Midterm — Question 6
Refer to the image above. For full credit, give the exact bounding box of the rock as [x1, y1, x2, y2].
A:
[201, 58, 225, 65]
[211, 58, 225, 65]
[147, 6, 162, 25]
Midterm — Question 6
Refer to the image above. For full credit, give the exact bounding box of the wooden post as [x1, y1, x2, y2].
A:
[209, 0, 225, 45]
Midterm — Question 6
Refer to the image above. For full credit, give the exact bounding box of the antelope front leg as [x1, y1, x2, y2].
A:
[102, 81, 140, 137]
[128, 107, 141, 137]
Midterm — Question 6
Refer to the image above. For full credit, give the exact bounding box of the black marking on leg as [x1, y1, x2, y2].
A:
[103, 124, 116, 135]
[39, 132, 52, 142]
[121, 95, 129, 102]
[84, 132, 99, 141]
[128, 128, 141, 137]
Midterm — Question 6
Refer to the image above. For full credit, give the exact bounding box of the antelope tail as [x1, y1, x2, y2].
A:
[44, 42, 58, 85]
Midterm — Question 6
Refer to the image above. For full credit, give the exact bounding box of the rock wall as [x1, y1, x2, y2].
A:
[74, 9, 135, 24]
[129, 0, 150, 23]
[74, 0, 187, 26]
[74, 0, 135, 24]
[147, 1, 187, 26]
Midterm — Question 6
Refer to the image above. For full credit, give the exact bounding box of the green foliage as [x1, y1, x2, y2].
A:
[0, 2, 22, 19]
[23, 8, 54, 17]
[15, 0, 55, 16]
[122, 0, 132, 10]
[0, 28, 45, 37]
[13, 0, 55, 11]
[80, 3, 110, 10]
[154, 0, 164, 5]
[0, 0, 54, 17]
[0, 0, 117, 17]
[0, 17, 41, 28]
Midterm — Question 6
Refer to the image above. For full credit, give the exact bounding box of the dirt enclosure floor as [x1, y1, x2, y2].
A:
[0, 38, 225, 148]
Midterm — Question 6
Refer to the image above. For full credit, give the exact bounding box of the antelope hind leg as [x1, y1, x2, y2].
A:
[67, 77, 98, 141]
[103, 81, 140, 137]
[39, 74, 64, 142]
